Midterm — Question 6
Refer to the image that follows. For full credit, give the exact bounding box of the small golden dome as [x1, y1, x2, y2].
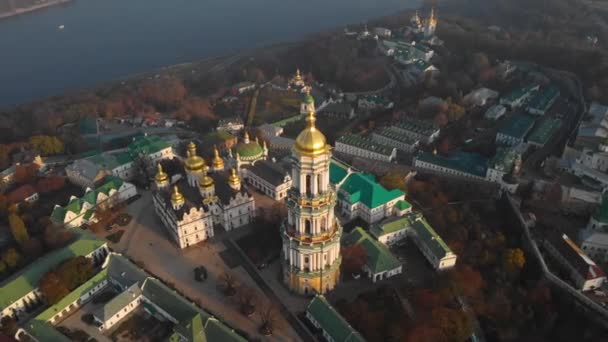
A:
[185, 141, 206, 172]
[294, 110, 327, 157]
[294, 68, 302, 81]
[171, 185, 185, 205]
[199, 171, 215, 189]
[212, 146, 224, 169]
[155, 163, 169, 184]
[227, 168, 241, 187]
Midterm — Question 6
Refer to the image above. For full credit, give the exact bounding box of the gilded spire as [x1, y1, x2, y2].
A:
[295, 68, 302, 80]
[171, 185, 185, 206]
[185, 141, 205, 172]
[212, 145, 225, 170]
[155, 163, 169, 185]
[227, 168, 241, 189]
[294, 109, 327, 157]
[244, 131, 250, 143]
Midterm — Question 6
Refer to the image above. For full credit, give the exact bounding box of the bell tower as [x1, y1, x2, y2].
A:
[281, 99, 341, 295]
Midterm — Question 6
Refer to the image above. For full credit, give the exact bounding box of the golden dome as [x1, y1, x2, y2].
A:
[294, 110, 327, 157]
[155, 163, 169, 184]
[294, 68, 302, 81]
[227, 168, 241, 187]
[185, 141, 206, 172]
[212, 146, 224, 169]
[199, 171, 215, 189]
[171, 185, 185, 205]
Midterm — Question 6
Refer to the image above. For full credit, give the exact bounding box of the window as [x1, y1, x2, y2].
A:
[305, 220, 311, 234]
[306, 175, 312, 196]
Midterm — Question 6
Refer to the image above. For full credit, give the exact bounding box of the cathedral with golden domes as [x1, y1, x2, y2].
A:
[281, 99, 342, 295]
[411, 8, 437, 38]
[152, 142, 255, 249]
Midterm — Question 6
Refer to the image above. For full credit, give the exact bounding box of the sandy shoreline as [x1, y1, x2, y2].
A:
[0, 0, 72, 20]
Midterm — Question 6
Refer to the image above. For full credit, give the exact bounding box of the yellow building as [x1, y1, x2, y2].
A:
[281, 96, 342, 295]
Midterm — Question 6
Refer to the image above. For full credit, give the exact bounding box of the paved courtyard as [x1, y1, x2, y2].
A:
[106, 190, 300, 341]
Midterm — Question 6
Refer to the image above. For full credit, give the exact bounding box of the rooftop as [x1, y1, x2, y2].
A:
[411, 218, 453, 259]
[342, 227, 401, 274]
[527, 118, 562, 146]
[128, 135, 171, 156]
[372, 127, 418, 145]
[501, 84, 538, 103]
[370, 213, 419, 238]
[497, 114, 536, 139]
[306, 295, 365, 342]
[337, 134, 394, 156]
[338, 172, 405, 209]
[393, 118, 439, 136]
[243, 160, 289, 186]
[527, 85, 560, 113]
[415, 151, 488, 178]
[547, 232, 606, 281]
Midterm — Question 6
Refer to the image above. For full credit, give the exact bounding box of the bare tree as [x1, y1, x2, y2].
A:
[258, 304, 277, 336]
[238, 285, 258, 316]
[218, 271, 237, 297]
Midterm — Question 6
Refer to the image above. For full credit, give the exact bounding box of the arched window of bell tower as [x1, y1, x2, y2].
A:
[317, 174, 323, 194]
[305, 175, 312, 197]
[304, 219, 311, 235]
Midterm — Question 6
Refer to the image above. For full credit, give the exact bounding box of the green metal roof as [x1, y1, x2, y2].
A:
[330, 161, 350, 185]
[141, 278, 209, 323]
[339, 173, 404, 209]
[86, 153, 121, 170]
[337, 134, 394, 156]
[51, 176, 125, 223]
[395, 200, 411, 211]
[343, 227, 401, 274]
[594, 194, 608, 223]
[497, 114, 536, 139]
[22, 319, 71, 342]
[372, 127, 418, 145]
[128, 135, 171, 156]
[0, 231, 105, 310]
[173, 313, 207, 342]
[235, 141, 264, 158]
[370, 215, 414, 238]
[94, 283, 141, 321]
[527, 85, 559, 113]
[114, 151, 135, 165]
[204, 317, 247, 342]
[306, 295, 365, 342]
[488, 148, 518, 173]
[500, 84, 538, 104]
[393, 118, 438, 136]
[415, 151, 488, 178]
[411, 219, 452, 259]
[527, 118, 562, 146]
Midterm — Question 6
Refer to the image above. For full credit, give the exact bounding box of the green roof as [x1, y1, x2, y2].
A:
[235, 141, 264, 158]
[337, 134, 394, 156]
[128, 135, 171, 156]
[527, 118, 562, 146]
[498, 114, 536, 139]
[500, 84, 538, 104]
[174, 314, 207, 342]
[22, 319, 71, 342]
[527, 85, 559, 113]
[339, 173, 404, 209]
[0, 231, 105, 310]
[330, 161, 350, 185]
[411, 219, 452, 259]
[395, 200, 411, 211]
[306, 295, 365, 342]
[51, 176, 125, 223]
[204, 317, 246, 342]
[415, 151, 488, 178]
[94, 283, 141, 321]
[594, 194, 608, 223]
[115, 151, 134, 165]
[370, 215, 415, 238]
[342, 227, 401, 274]
[141, 278, 209, 323]
[393, 118, 438, 136]
[78, 116, 98, 135]
[86, 153, 121, 170]
[372, 127, 418, 145]
[204, 130, 236, 143]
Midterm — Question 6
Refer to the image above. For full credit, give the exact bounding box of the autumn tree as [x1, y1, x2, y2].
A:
[40, 271, 70, 305]
[238, 285, 258, 316]
[448, 265, 484, 300]
[9, 214, 29, 247]
[503, 248, 526, 276]
[341, 244, 367, 275]
[258, 304, 277, 336]
[29, 135, 65, 155]
[14, 163, 38, 185]
[43, 225, 75, 250]
[432, 307, 473, 342]
[379, 169, 408, 192]
[56, 256, 94, 290]
[1, 248, 21, 269]
[0, 316, 18, 337]
[36, 176, 66, 194]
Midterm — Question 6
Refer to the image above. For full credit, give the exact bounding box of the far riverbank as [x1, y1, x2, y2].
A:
[0, 0, 72, 20]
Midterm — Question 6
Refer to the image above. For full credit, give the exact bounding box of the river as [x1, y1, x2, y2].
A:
[0, 0, 419, 108]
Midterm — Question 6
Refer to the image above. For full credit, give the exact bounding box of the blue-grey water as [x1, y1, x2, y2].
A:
[0, 0, 419, 108]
